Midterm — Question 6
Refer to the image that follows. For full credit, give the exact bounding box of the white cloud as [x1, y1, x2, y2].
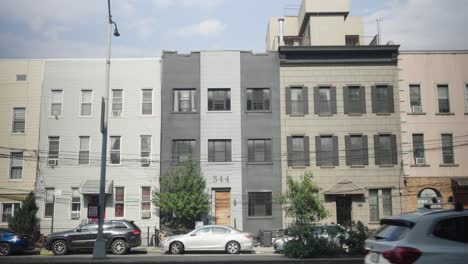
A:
[176, 19, 226, 37]
[154, 0, 225, 9]
[364, 0, 468, 50]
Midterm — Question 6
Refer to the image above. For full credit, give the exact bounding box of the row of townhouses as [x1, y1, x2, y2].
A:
[1, 0, 467, 237]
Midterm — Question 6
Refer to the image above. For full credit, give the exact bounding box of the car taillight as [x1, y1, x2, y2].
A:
[131, 229, 141, 235]
[382, 247, 422, 264]
[244, 235, 253, 240]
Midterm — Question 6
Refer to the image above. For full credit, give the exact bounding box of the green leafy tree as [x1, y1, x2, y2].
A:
[8, 192, 39, 235]
[153, 159, 210, 230]
[279, 172, 328, 225]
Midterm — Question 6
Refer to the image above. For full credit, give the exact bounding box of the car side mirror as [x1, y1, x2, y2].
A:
[76, 228, 81, 232]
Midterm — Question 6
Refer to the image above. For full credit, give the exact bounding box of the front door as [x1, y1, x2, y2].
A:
[336, 196, 352, 226]
[215, 191, 231, 226]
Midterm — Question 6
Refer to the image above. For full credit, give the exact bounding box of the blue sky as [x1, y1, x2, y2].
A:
[0, 0, 467, 59]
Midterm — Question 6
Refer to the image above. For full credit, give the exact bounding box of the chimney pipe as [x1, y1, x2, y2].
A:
[278, 18, 285, 47]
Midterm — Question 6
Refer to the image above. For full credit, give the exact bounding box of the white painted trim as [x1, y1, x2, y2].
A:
[43, 187, 55, 219]
[79, 89, 94, 118]
[111, 89, 124, 118]
[464, 83, 468, 113]
[10, 107, 27, 135]
[47, 136, 61, 167]
[8, 151, 24, 181]
[49, 89, 63, 118]
[77, 136, 91, 166]
[139, 135, 152, 167]
[139, 186, 152, 220]
[109, 135, 122, 166]
[435, 83, 450, 113]
[0, 202, 21, 224]
[140, 88, 154, 116]
[113, 186, 126, 219]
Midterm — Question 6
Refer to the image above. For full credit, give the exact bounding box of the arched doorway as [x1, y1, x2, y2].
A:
[417, 188, 442, 209]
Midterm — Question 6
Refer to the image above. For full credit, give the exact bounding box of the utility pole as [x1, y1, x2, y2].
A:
[376, 19, 382, 45]
[93, 0, 119, 259]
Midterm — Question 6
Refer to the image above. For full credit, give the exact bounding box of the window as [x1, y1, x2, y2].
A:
[345, 86, 364, 114]
[290, 87, 304, 114]
[437, 85, 450, 113]
[248, 192, 272, 217]
[110, 136, 121, 164]
[409, 85, 422, 112]
[347, 135, 365, 166]
[382, 189, 392, 217]
[208, 139, 231, 162]
[80, 90, 92, 116]
[319, 136, 333, 166]
[412, 134, 425, 163]
[376, 86, 389, 111]
[9, 152, 23, 180]
[111, 89, 123, 116]
[78, 136, 90, 165]
[140, 135, 151, 166]
[441, 134, 454, 164]
[48, 136, 60, 166]
[141, 89, 153, 115]
[141, 187, 151, 219]
[50, 90, 63, 116]
[172, 140, 196, 163]
[369, 189, 379, 222]
[418, 188, 442, 209]
[71, 188, 81, 219]
[247, 88, 270, 111]
[318, 87, 332, 113]
[1, 203, 20, 223]
[44, 188, 55, 218]
[433, 216, 468, 243]
[345, 35, 360, 46]
[465, 84, 468, 113]
[372, 85, 394, 113]
[290, 136, 305, 166]
[12, 107, 25, 133]
[80, 223, 98, 232]
[208, 89, 231, 111]
[114, 187, 125, 217]
[16, 74, 27, 81]
[375, 134, 397, 165]
[213, 227, 230, 234]
[247, 139, 272, 162]
[195, 227, 212, 235]
[173, 89, 196, 112]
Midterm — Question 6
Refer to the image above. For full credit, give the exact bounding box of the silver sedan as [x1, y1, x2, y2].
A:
[159, 225, 254, 254]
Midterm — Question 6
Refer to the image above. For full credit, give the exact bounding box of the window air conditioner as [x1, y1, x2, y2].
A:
[141, 157, 150, 166]
[112, 110, 122, 117]
[412, 106, 422, 113]
[415, 157, 426, 165]
[48, 159, 58, 167]
[141, 211, 151, 219]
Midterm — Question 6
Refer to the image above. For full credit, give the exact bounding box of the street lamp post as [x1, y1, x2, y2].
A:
[93, 0, 119, 259]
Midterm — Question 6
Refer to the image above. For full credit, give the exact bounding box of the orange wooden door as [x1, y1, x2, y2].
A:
[215, 191, 231, 226]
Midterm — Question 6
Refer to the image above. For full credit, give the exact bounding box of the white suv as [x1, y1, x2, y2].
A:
[365, 208, 468, 264]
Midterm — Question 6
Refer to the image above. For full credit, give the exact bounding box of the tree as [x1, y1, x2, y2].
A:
[153, 159, 210, 230]
[8, 192, 39, 235]
[279, 172, 328, 225]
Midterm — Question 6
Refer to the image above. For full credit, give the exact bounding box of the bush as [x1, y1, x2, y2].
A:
[339, 221, 373, 255]
[283, 225, 344, 258]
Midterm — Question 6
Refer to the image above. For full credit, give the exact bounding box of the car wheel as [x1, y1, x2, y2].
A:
[111, 239, 128, 255]
[170, 241, 184, 255]
[0, 242, 11, 256]
[225, 241, 240, 254]
[51, 240, 68, 255]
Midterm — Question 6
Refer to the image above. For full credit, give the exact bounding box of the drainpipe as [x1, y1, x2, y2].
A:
[278, 18, 285, 47]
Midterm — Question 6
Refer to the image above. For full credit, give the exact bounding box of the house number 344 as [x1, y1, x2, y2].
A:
[213, 176, 229, 183]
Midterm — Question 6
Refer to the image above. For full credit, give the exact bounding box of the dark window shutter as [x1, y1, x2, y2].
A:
[391, 134, 398, 165]
[343, 87, 350, 114]
[285, 87, 291, 115]
[314, 87, 320, 114]
[303, 86, 309, 114]
[315, 136, 322, 166]
[374, 135, 381, 165]
[363, 135, 369, 165]
[287, 136, 293, 166]
[387, 85, 395, 113]
[333, 136, 339, 166]
[371, 85, 377, 113]
[345, 136, 351, 165]
[208, 141, 214, 162]
[304, 136, 310, 166]
[360, 86, 366, 114]
[330, 86, 337, 114]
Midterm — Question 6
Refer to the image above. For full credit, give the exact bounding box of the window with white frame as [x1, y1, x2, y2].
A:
[140, 135, 151, 166]
[1, 203, 20, 223]
[369, 189, 379, 222]
[79, 136, 90, 165]
[80, 90, 92, 116]
[70, 187, 81, 219]
[382, 189, 393, 217]
[290, 87, 304, 114]
[12, 107, 25, 133]
[111, 89, 123, 116]
[409, 85, 422, 112]
[437, 85, 450, 113]
[318, 87, 332, 114]
[441, 134, 454, 164]
[208, 139, 232, 162]
[465, 84, 468, 113]
[141, 89, 153, 115]
[173, 89, 196, 112]
[44, 188, 55, 218]
[141, 187, 151, 219]
[51, 90, 63, 116]
[48, 137, 60, 166]
[110, 136, 121, 164]
[9, 152, 23, 180]
[114, 187, 125, 217]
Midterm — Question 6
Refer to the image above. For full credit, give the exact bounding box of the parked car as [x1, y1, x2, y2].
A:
[44, 220, 141, 255]
[0, 229, 34, 256]
[365, 208, 468, 264]
[159, 225, 254, 254]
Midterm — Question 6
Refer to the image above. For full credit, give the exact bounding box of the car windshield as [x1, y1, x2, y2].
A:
[372, 224, 411, 241]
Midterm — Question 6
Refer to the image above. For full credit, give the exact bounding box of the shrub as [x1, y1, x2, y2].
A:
[339, 221, 373, 255]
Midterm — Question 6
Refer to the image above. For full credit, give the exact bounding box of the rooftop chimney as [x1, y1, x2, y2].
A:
[278, 18, 285, 47]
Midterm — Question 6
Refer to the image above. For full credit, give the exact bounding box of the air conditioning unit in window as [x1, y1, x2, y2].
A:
[48, 159, 58, 167]
[71, 212, 80, 219]
[112, 110, 122, 117]
[141, 211, 151, 219]
[415, 157, 426, 165]
[141, 157, 150, 166]
[412, 106, 422, 113]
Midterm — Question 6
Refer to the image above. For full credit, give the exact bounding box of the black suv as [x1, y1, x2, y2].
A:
[45, 220, 141, 255]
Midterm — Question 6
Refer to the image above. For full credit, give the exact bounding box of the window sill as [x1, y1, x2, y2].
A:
[347, 113, 363, 116]
[111, 115, 124, 118]
[207, 111, 232, 113]
[8, 179, 23, 182]
[172, 111, 198, 114]
[407, 112, 426, 115]
[289, 166, 308, 169]
[350, 165, 366, 168]
[247, 162, 273, 165]
[439, 164, 459, 167]
[436, 113, 455, 116]
[79, 116, 93, 118]
[320, 166, 336, 169]
[318, 114, 334, 117]
[10, 132, 25, 136]
[289, 114, 305, 117]
[246, 110, 272, 114]
[247, 216, 273, 220]
[368, 221, 380, 225]
[206, 162, 233, 165]
[465, 113, 468, 115]
[410, 164, 430, 167]
[375, 113, 392, 116]
[379, 164, 396, 168]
